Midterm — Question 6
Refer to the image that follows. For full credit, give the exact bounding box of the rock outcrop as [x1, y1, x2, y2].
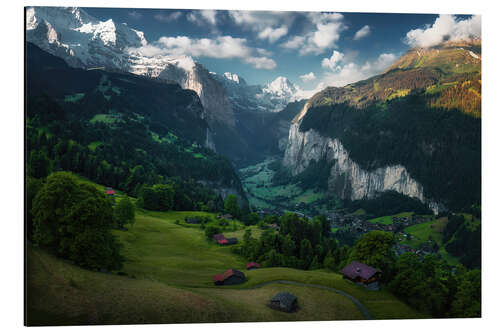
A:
[283, 104, 441, 212]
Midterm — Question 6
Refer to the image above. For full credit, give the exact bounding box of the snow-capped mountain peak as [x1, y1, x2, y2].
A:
[264, 76, 298, 97]
[223, 72, 241, 84]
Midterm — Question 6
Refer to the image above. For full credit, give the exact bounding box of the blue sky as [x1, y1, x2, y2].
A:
[84, 7, 479, 89]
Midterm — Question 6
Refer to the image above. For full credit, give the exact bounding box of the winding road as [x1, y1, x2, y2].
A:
[247, 280, 374, 320]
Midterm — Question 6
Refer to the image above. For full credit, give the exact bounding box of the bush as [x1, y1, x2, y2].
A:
[204, 225, 221, 240]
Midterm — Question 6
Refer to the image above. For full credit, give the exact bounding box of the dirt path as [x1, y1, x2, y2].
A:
[247, 280, 373, 320]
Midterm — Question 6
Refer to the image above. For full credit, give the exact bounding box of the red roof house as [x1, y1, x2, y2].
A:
[246, 262, 260, 270]
[213, 269, 246, 285]
[213, 234, 226, 242]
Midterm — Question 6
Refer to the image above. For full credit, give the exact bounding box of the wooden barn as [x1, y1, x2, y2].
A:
[213, 234, 237, 245]
[246, 262, 260, 270]
[105, 187, 115, 196]
[185, 217, 200, 224]
[341, 261, 380, 289]
[213, 269, 246, 285]
[225, 237, 238, 245]
[213, 234, 226, 242]
[269, 292, 298, 312]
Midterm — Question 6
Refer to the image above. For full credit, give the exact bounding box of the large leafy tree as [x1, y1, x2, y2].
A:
[139, 184, 174, 211]
[347, 230, 396, 280]
[114, 196, 135, 228]
[32, 172, 123, 271]
[449, 268, 481, 317]
[389, 253, 452, 317]
[224, 194, 241, 218]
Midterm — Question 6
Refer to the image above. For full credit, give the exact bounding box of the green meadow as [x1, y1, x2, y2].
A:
[27, 195, 427, 325]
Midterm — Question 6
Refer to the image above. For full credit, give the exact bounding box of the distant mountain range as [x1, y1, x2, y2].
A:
[26, 6, 311, 163]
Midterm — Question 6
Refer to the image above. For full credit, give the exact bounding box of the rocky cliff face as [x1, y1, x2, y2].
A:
[283, 113, 440, 212]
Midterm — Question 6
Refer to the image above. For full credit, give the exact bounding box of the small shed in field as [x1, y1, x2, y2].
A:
[269, 292, 298, 312]
[213, 269, 246, 285]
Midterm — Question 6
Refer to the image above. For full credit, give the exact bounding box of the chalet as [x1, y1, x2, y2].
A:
[269, 292, 298, 312]
[341, 261, 380, 288]
[269, 223, 279, 231]
[185, 217, 200, 224]
[217, 238, 228, 245]
[218, 214, 233, 220]
[105, 187, 115, 196]
[225, 237, 238, 245]
[213, 234, 237, 245]
[213, 234, 226, 242]
[246, 262, 260, 270]
[213, 269, 246, 285]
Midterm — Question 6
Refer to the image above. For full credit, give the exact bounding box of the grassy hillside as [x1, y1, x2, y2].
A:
[27, 194, 427, 325]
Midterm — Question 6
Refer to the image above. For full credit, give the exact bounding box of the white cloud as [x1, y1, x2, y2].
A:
[321, 52, 397, 87]
[405, 14, 481, 48]
[321, 50, 344, 70]
[245, 57, 276, 69]
[128, 35, 276, 70]
[128, 11, 142, 19]
[280, 36, 305, 49]
[258, 25, 288, 42]
[187, 10, 218, 26]
[154, 11, 182, 22]
[280, 12, 346, 55]
[229, 11, 293, 42]
[354, 25, 371, 40]
[300, 72, 316, 82]
[256, 48, 273, 57]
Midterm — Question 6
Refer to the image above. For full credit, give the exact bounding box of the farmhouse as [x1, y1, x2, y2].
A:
[185, 217, 200, 224]
[269, 223, 279, 231]
[225, 237, 238, 245]
[213, 234, 226, 242]
[246, 262, 260, 270]
[341, 261, 380, 288]
[212, 234, 237, 245]
[269, 292, 298, 312]
[213, 269, 246, 285]
[218, 214, 233, 220]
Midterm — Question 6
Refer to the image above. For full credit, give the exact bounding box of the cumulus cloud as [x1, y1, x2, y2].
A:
[321, 52, 397, 87]
[128, 35, 276, 70]
[405, 14, 481, 48]
[300, 72, 316, 82]
[280, 36, 305, 49]
[321, 50, 344, 70]
[187, 10, 218, 26]
[128, 11, 143, 19]
[245, 57, 276, 69]
[354, 25, 371, 40]
[229, 11, 294, 42]
[154, 11, 182, 22]
[280, 12, 346, 55]
[258, 25, 288, 42]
